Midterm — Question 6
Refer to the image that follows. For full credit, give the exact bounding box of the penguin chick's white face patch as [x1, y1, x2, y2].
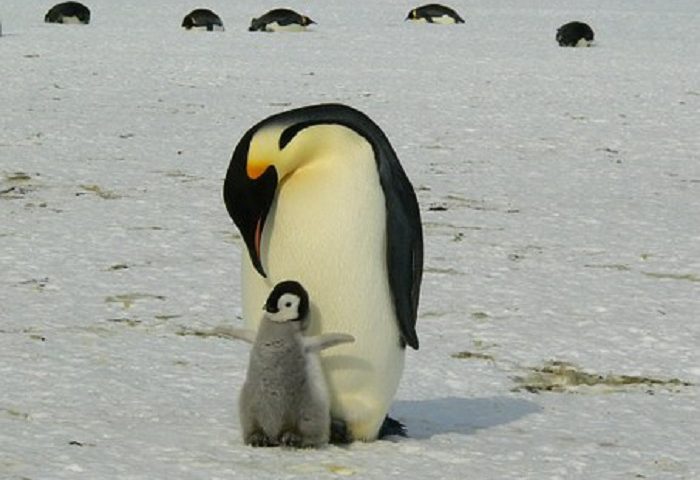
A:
[266, 292, 302, 322]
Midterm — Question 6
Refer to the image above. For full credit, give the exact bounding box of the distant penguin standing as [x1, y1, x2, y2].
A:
[237, 281, 355, 448]
[181, 8, 224, 32]
[406, 4, 465, 24]
[249, 8, 315, 32]
[556, 21, 595, 47]
[44, 2, 90, 25]
[223, 103, 423, 442]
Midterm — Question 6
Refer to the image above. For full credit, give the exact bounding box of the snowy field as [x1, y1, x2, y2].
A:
[1, 1, 699, 478]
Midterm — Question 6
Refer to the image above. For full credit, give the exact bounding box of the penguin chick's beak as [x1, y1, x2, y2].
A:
[223, 154, 278, 278]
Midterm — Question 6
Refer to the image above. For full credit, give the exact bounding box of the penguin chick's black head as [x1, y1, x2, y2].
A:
[264, 281, 309, 321]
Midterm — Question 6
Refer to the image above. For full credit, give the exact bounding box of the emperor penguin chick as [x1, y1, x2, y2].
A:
[239, 281, 354, 448]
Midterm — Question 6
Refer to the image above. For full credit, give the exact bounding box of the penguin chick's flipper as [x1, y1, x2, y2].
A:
[210, 326, 256, 343]
[303, 333, 355, 353]
[330, 418, 353, 444]
[378, 416, 407, 438]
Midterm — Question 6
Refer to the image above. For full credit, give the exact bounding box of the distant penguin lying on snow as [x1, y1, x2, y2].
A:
[45, 2, 90, 25]
[556, 21, 594, 47]
[406, 4, 465, 24]
[181, 8, 224, 32]
[233, 281, 355, 447]
[249, 8, 315, 32]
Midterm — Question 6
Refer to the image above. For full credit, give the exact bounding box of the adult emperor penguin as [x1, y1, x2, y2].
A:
[248, 8, 315, 32]
[556, 21, 595, 47]
[44, 2, 91, 25]
[223, 103, 423, 442]
[181, 9, 224, 32]
[406, 4, 465, 24]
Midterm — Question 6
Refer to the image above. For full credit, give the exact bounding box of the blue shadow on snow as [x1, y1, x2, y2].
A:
[391, 396, 542, 439]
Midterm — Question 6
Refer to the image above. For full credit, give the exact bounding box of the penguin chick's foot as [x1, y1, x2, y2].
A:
[246, 431, 275, 447]
[330, 418, 353, 444]
[378, 416, 407, 439]
[279, 431, 303, 448]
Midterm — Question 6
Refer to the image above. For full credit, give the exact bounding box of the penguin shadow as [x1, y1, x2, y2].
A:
[392, 396, 542, 439]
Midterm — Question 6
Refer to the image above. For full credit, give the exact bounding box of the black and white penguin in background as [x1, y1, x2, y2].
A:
[44, 2, 90, 25]
[249, 8, 315, 32]
[181, 9, 224, 32]
[223, 103, 423, 442]
[406, 4, 465, 24]
[556, 21, 595, 47]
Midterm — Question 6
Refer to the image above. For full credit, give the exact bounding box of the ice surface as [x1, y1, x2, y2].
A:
[1, 1, 698, 479]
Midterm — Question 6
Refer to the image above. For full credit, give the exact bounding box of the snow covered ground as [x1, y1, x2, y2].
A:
[1, 1, 699, 478]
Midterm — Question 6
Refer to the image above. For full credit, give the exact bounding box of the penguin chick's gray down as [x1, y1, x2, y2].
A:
[235, 281, 355, 447]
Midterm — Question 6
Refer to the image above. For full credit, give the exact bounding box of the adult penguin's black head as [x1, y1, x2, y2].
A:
[222, 124, 279, 277]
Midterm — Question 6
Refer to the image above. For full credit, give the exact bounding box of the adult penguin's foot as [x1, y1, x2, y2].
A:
[378, 416, 407, 438]
[330, 418, 353, 444]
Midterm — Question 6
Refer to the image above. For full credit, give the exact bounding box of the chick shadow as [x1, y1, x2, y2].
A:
[391, 396, 542, 439]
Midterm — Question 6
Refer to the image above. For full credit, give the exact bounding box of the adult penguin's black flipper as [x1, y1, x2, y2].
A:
[374, 132, 423, 350]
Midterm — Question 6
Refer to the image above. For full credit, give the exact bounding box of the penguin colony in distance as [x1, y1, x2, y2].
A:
[223, 103, 423, 442]
[237, 281, 355, 448]
[406, 3, 465, 24]
[181, 9, 224, 32]
[249, 8, 315, 32]
[33, 4, 598, 48]
[44, 2, 90, 25]
[556, 21, 595, 47]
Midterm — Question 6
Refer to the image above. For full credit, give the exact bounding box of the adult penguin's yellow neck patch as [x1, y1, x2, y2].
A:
[246, 127, 285, 179]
